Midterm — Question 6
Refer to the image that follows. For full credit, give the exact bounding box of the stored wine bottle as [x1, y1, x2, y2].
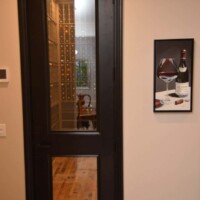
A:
[175, 49, 189, 97]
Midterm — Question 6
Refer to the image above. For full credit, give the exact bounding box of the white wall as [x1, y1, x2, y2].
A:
[124, 0, 200, 199]
[1, 0, 200, 200]
[0, 1, 25, 200]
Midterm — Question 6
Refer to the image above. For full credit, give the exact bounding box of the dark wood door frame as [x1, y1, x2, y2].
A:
[17, 0, 123, 199]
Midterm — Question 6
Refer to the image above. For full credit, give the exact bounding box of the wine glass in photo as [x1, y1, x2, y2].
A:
[157, 58, 178, 104]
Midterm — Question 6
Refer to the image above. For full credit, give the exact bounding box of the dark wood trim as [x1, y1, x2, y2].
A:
[114, 1, 123, 199]
[17, 0, 123, 199]
[17, 0, 35, 199]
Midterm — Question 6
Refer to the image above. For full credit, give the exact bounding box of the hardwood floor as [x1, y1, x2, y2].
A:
[52, 157, 97, 200]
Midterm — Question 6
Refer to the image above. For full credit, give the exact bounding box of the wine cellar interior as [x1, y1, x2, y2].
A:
[47, 0, 97, 131]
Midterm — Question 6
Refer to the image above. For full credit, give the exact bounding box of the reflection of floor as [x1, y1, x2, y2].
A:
[52, 157, 97, 200]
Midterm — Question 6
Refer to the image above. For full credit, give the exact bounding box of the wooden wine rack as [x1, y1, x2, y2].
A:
[47, 0, 76, 130]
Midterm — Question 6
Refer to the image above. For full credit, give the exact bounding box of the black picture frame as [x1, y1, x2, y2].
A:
[154, 39, 194, 112]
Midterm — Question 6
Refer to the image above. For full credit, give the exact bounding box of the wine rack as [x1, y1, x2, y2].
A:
[47, 0, 60, 130]
[58, 2, 76, 129]
[58, 3, 76, 101]
[47, 0, 77, 130]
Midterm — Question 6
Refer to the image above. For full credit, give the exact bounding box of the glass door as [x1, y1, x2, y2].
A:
[18, 0, 123, 199]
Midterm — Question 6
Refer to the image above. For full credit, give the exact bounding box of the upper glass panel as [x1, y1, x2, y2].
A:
[46, 0, 97, 131]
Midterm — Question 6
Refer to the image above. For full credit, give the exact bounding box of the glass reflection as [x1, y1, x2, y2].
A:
[46, 0, 97, 131]
[52, 157, 98, 200]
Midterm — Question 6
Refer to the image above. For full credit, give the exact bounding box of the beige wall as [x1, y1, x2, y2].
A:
[124, 0, 200, 200]
[0, 0, 25, 200]
[1, 0, 200, 200]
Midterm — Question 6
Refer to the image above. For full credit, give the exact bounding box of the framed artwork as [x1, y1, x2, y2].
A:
[154, 39, 194, 112]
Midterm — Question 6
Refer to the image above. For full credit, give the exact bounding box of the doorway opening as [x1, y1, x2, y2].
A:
[18, 0, 123, 199]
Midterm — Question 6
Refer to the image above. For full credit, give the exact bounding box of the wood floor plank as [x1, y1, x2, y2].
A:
[52, 157, 97, 200]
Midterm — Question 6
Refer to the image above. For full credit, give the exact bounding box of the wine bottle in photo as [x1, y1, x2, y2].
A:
[175, 49, 189, 97]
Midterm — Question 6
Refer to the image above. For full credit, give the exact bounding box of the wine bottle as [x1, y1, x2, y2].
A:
[175, 49, 189, 97]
